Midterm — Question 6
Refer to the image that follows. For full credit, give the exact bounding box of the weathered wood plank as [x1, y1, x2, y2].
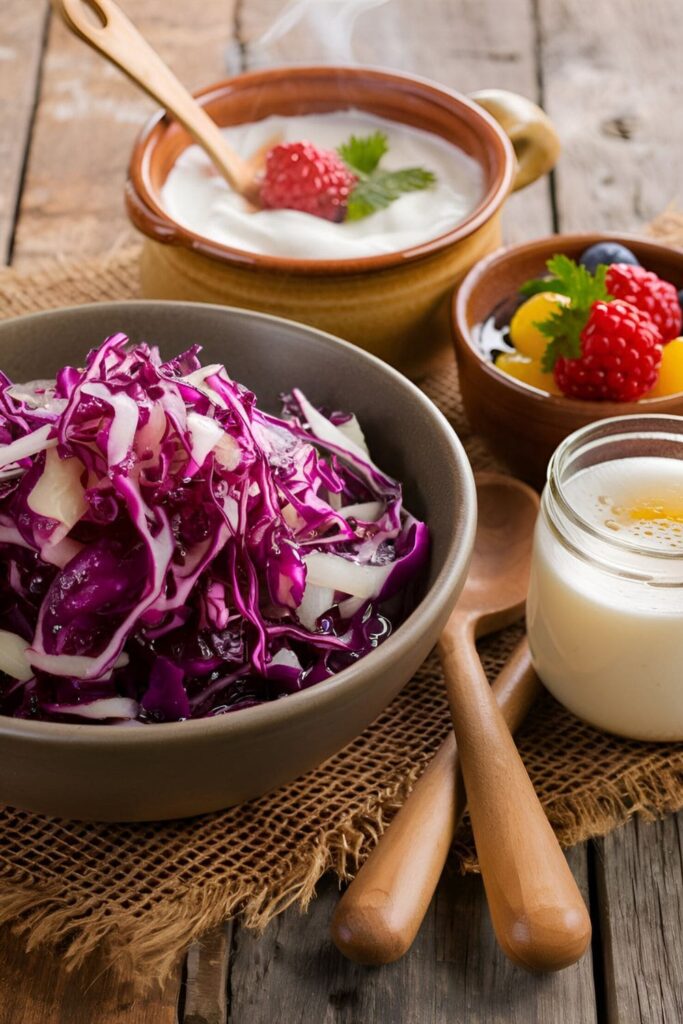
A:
[231, 0, 554, 240]
[0, 925, 179, 1024]
[538, 0, 683, 232]
[595, 814, 683, 1024]
[11, 0, 234, 269]
[184, 924, 233, 1024]
[0, 0, 49, 264]
[433, 846, 597, 1023]
[227, 849, 596, 1024]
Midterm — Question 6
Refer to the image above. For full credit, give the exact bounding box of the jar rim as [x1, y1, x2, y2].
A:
[546, 413, 683, 563]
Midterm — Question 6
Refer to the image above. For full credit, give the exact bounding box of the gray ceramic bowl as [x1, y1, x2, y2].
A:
[0, 302, 476, 821]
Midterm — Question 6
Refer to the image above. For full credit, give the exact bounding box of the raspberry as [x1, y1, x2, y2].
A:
[260, 141, 357, 222]
[605, 263, 682, 342]
[554, 299, 663, 402]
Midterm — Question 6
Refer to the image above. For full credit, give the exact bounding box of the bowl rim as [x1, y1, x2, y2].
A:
[126, 64, 515, 277]
[452, 230, 683, 413]
[0, 299, 477, 746]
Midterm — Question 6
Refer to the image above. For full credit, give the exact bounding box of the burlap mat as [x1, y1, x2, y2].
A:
[1, 221, 682, 986]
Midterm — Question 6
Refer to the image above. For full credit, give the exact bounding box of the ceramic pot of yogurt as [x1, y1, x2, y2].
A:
[125, 66, 559, 377]
[528, 415, 683, 741]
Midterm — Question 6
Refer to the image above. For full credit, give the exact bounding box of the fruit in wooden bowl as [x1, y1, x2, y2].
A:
[452, 233, 683, 486]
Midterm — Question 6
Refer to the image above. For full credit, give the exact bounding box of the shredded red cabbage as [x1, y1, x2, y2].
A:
[0, 335, 429, 724]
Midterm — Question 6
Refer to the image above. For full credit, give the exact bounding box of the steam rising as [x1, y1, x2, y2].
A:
[226, 0, 400, 72]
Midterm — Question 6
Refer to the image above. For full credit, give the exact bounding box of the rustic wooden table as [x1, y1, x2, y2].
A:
[1, 1, 682, 1021]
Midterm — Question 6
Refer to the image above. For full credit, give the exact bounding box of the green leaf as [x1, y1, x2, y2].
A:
[346, 168, 436, 221]
[520, 255, 614, 371]
[338, 132, 388, 175]
[519, 277, 572, 298]
[337, 130, 437, 221]
[538, 307, 590, 372]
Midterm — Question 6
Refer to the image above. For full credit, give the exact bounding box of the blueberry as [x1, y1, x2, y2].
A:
[678, 289, 683, 316]
[579, 242, 640, 273]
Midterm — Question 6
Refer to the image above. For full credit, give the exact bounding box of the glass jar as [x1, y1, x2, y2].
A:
[527, 414, 683, 741]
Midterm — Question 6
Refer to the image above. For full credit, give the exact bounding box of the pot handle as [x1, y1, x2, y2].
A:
[470, 89, 560, 192]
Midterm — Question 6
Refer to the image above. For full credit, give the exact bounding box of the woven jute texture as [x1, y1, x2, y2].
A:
[1, 229, 683, 986]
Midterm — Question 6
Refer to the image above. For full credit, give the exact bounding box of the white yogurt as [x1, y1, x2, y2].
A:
[527, 455, 683, 741]
[160, 110, 484, 260]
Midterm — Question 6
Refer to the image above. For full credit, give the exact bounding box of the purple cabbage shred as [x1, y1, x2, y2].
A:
[0, 335, 429, 724]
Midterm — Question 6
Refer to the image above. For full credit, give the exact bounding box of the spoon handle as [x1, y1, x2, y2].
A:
[330, 638, 540, 965]
[51, 0, 253, 194]
[438, 619, 591, 971]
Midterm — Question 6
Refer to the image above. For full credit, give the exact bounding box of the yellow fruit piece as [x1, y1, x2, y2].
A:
[509, 291, 570, 360]
[494, 352, 560, 395]
[644, 337, 683, 398]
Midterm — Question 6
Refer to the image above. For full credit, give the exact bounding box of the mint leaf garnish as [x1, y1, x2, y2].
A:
[347, 168, 436, 221]
[338, 132, 388, 175]
[519, 255, 613, 372]
[338, 133, 436, 221]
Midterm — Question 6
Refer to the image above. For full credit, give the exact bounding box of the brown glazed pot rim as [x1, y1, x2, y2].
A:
[126, 65, 515, 277]
[0, 300, 477, 747]
[453, 231, 683, 415]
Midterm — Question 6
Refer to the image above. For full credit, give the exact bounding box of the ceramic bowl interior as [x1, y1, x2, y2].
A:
[452, 232, 683, 484]
[0, 302, 476, 820]
[128, 65, 513, 273]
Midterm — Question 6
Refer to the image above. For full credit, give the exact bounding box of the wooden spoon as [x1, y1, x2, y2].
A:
[332, 473, 591, 971]
[51, 0, 263, 203]
[331, 637, 540, 965]
[443, 473, 590, 970]
[331, 472, 539, 965]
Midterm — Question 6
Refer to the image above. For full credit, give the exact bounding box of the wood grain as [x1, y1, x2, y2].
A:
[0, 0, 49, 264]
[11, 0, 234, 269]
[234, 0, 554, 240]
[539, 0, 683, 232]
[0, 925, 179, 1024]
[228, 855, 596, 1024]
[595, 814, 683, 1024]
[184, 924, 232, 1024]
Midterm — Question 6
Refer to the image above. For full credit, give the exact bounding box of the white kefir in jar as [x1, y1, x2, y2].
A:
[527, 416, 683, 741]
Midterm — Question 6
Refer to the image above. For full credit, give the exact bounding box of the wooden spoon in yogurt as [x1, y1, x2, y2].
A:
[51, 0, 272, 206]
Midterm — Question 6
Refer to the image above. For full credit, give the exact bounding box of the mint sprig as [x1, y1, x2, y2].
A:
[338, 132, 388, 175]
[347, 168, 436, 221]
[520, 255, 612, 371]
[338, 132, 436, 221]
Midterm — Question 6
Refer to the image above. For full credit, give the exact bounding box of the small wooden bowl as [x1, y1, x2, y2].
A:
[452, 232, 683, 486]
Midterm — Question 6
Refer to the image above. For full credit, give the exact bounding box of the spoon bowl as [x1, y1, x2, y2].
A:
[461, 472, 538, 632]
